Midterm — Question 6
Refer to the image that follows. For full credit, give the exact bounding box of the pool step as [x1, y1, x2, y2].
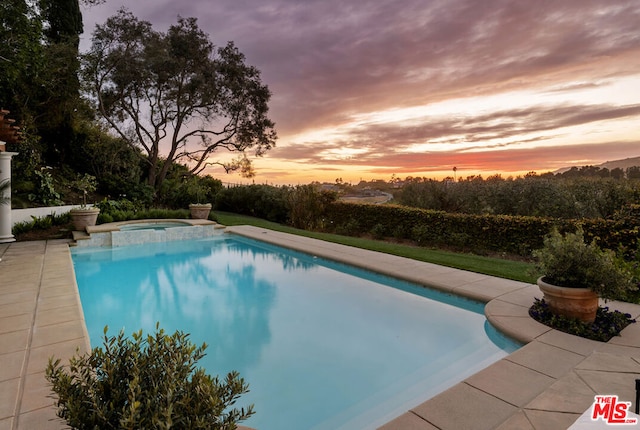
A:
[71, 230, 91, 246]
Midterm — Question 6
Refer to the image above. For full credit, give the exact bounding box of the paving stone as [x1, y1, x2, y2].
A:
[525, 372, 595, 414]
[0, 301, 34, 319]
[0, 378, 19, 420]
[0, 417, 13, 430]
[493, 286, 539, 307]
[35, 305, 82, 328]
[609, 323, 640, 348]
[30, 321, 86, 348]
[0, 329, 29, 355]
[485, 298, 530, 318]
[26, 338, 88, 376]
[19, 372, 54, 414]
[465, 359, 555, 407]
[506, 341, 585, 378]
[575, 369, 640, 404]
[411, 383, 518, 430]
[488, 315, 551, 344]
[494, 410, 535, 430]
[377, 412, 439, 429]
[0, 314, 32, 334]
[536, 329, 602, 357]
[575, 352, 640, 373]
[524, 409, 581, 430]
[0, 350, 26, 382]
[16, 407, 65, 430]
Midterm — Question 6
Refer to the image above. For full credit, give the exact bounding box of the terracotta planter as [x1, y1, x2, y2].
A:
[537, 276, 599, 323]
[70, 207, 100, 231]
[189, 203, 212, 220]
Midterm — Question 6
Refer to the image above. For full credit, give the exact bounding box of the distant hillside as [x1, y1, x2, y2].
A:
[554, 156, 640, 174]
[598, 156, 640, 170]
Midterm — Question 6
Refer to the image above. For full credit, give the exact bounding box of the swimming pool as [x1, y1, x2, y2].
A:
[71, 235, 521, 430]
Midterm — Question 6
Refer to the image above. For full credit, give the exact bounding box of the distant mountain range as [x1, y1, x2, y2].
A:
[554, 156, 640, 174]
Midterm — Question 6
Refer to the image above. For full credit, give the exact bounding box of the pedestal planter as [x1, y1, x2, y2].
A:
[537, 277, 599, 323]
[189, 203, 212, 220]
[70, 208, 100, 231]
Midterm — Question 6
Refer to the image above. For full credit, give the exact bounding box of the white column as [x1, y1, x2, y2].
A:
[0, 150, 18, 243]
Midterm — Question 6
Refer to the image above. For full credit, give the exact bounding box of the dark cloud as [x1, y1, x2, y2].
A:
[273, 102, 640, 163]
[84, 1, 640, 127]
[82, 0, 640, 180]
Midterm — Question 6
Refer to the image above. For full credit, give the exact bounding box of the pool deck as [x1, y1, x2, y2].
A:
[2, 225, 640, 429]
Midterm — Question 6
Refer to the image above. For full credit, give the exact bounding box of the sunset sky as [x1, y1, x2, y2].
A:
[82, 0, 640, 185]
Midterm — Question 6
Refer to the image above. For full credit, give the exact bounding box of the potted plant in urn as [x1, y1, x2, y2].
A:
[69, 174, 100, 231]
[187, 180, 212, 219]
[189, 202, 212, 219]
[532, 228, 635, 323]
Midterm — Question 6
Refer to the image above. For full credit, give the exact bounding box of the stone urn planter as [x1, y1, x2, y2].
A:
[70, 207, 100, 231]
[537, 277, 599, 323]
[189, 203, 212, 220]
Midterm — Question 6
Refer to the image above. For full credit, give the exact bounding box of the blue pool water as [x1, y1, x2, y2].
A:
[71, 235, 520, 430]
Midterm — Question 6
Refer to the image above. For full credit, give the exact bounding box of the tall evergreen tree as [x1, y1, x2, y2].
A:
[38, 0, 84, 166]
[0, 0, 44, 119]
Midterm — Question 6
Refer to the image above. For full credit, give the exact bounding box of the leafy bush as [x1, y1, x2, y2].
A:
[159, 174, 223, 208]
[96, 198, 144, 215]
[532, 228, 636, 300]
[324, 201, 557, 255]
[286, 184, 338, 229]
[46, 325, 254, 430]
[28, 169, 63, 206]
[334, 219, 361, 236]
[370, 223, 387, 240]
[215, 185, 289, 223]
[529, 298, 635, 342]
[12, 213, 71, 236]
[396, 176, 640, 219]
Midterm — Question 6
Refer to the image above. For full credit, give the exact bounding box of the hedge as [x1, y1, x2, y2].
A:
[323, 202, 639, 257]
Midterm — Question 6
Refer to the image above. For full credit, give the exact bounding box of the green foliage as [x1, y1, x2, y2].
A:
[71, 173, 97, 207]
[529, 298, 635, 342]
[159, 172, 223, 208]
[95, 198, 142, 214]
[46, 324, 254, 430]
[28, 169, 63, 206]
[334, 219, 361, 236]
[69, 120, 153, 204]
[0, 179, 10, 206]
[286, 184, 338, 230]
[324, 201, 556, 256]
[396, 175, 640, 219]
[215, 185, 289, 223]
[83, 10, 276, 190]
[532, 229, 636, 300]
[0, 0, 45, 118]
[12, 212, 71, 236]
[95, 200, 190, 224]
[370, 223, 387, 240]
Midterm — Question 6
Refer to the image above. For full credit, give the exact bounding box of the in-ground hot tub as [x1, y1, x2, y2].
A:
[119, 221, 192, 231]
[74, 219, 224, 247]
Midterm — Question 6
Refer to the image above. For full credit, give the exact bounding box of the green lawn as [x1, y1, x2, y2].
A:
[213, 211, 537, 284]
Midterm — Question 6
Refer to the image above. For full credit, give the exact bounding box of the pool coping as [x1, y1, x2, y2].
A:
[1, 225, 640, 429]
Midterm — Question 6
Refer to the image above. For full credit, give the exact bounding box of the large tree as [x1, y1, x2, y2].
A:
[82, 9, 277, 191]
[0, 0, 44, 119]
[38, 0, 84, 164]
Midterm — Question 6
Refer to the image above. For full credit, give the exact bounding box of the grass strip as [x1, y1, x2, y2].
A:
[213, 211, 536, 283]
